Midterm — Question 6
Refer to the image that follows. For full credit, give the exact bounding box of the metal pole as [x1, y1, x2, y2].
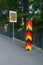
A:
[13, 22, 14, 42]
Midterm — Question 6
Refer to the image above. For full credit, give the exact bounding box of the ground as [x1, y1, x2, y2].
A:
[0, 34, 43, 65]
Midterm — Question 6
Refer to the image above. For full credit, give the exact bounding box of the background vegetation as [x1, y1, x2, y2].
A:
[0, 0, 43, 30]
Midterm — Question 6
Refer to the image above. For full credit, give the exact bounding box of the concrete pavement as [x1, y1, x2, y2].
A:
[0, 34, 43, 65]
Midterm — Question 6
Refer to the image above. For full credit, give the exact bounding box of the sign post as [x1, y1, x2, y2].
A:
[9, 11, 17, 42]
[13, 22, 14, 42]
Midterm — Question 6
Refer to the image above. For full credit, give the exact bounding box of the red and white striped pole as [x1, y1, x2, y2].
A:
[26, 19, 32, 50]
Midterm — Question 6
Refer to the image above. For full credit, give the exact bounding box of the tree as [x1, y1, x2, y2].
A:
[0, 0, 43, 28]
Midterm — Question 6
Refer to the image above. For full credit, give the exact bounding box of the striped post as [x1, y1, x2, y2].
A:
[26, 19, 32, 50]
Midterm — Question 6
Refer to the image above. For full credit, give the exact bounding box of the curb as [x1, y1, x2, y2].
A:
[14, 38, 43, 52]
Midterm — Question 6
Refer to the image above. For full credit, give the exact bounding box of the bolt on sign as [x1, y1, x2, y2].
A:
[9, 11, 17, 22]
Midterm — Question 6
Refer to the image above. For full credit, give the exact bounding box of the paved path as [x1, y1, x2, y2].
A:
[0, 34, 43, 65]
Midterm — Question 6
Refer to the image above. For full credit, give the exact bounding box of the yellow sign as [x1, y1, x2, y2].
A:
[9, 11, 17, 22]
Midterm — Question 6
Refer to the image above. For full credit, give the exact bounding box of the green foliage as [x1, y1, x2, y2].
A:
[30, 0, 43, 24]
[0, 0, 43, 28]
[33, 14, 41, 24]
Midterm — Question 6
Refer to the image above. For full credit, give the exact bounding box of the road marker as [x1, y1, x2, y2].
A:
[26, 19, 32, 50]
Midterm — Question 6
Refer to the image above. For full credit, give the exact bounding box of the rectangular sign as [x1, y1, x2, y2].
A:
[9, 11, 17, 22]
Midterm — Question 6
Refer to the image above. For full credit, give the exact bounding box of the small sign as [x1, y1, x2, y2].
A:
[9, 11, 17, 22]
